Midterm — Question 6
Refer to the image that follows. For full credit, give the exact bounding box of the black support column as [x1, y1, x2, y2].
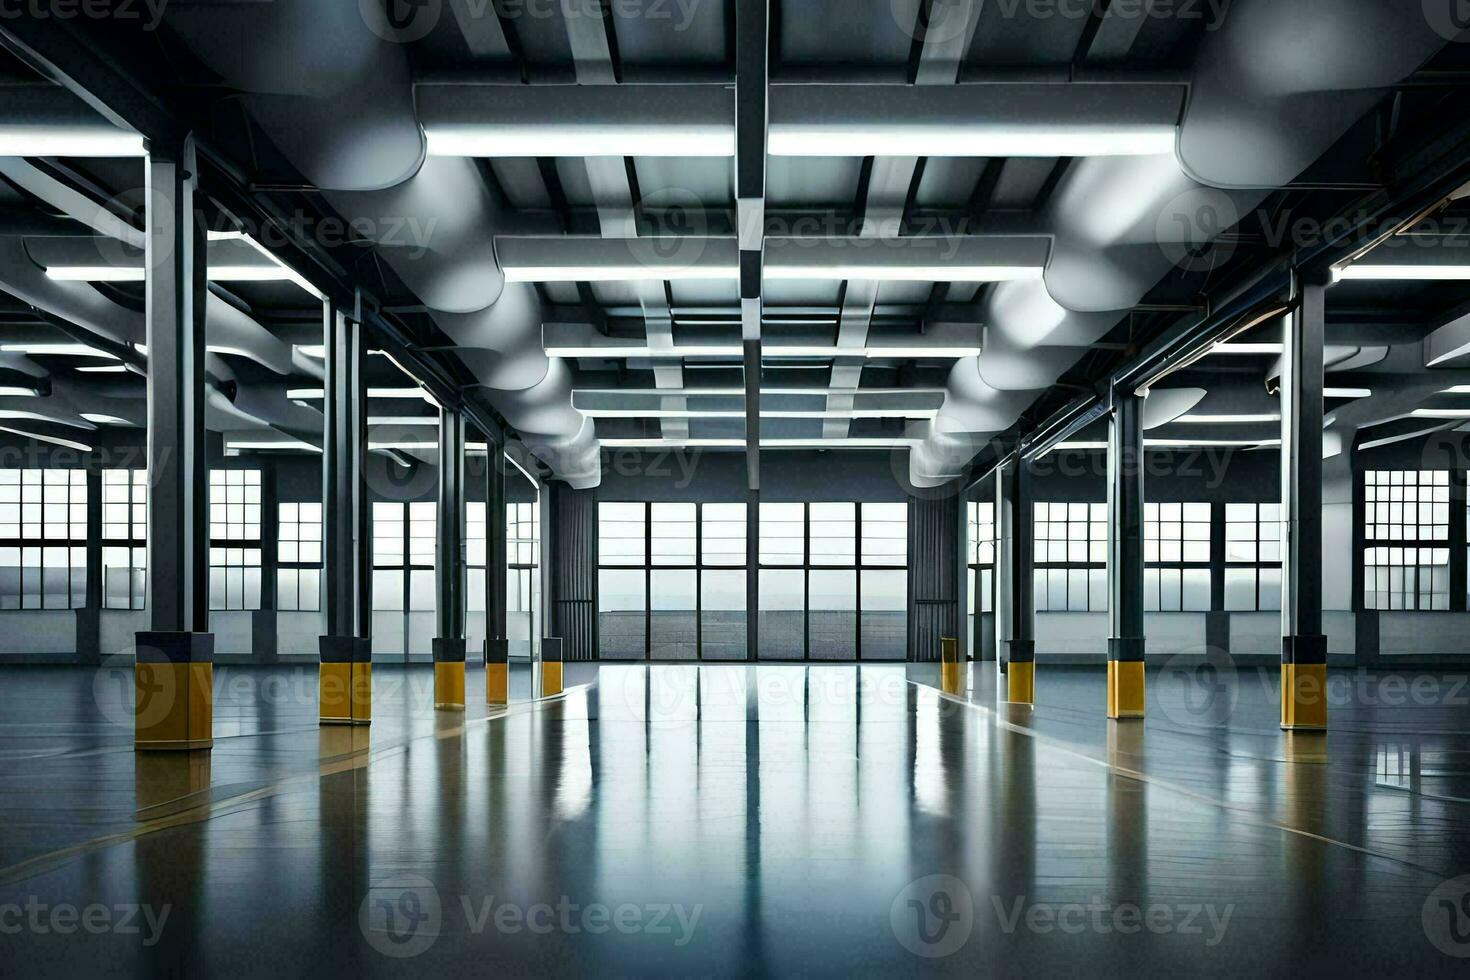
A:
[998, 458, 1034, 703]
[1281, 275, 1328, 731]
[135, 139, 213, 751]
[319, 303, 372, 726]
[434, 407, 467, 709]
[1107, 389, 1146, 720]
[485, 447, 508, 704]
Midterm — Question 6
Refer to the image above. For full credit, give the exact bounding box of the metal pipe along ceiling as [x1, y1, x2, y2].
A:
[166, 4, 602, 488]
[909, 0, 1450, 488]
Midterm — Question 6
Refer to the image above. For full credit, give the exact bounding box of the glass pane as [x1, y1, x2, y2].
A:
[808, 569, 856, 660]
[759, 503, 805, 566]
[860, 570, 906, 661]
[701, 503, 746, 566]
[650, 569, 697, 659]
[809, 502, 855, 566]
[598, 568, 645, 660]
[758, 568, 804, 659]
[700, 569, 746, 661]
[651, 503, 696, 567]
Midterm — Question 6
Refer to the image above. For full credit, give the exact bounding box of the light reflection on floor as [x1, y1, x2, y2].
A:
[0, 661, 1467, 976]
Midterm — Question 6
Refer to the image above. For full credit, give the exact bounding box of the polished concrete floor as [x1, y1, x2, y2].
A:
[0, 660, 1468, 976]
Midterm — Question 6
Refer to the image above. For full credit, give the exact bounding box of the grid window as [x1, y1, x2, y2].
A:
[861, 502, 907, 567]
[467, 502, 486, 613]
[507, 500, 539, 658]
[0, 468, 86, 610]
[277, 502, 322, 612]
[968, 500, 995, 618]
[209, 469, 262, 611]
[700, 502, 746, 567]
[1144, 502, 1212, 612]
[1224, 503, 1282, 611]
[1364, 470, 1450, 610]
[102, 468, 147, 610]
[651, 503, 696, 566]
[372, 501, 437, 658]
[1033, 502, 1106, 612]
[759, 503, 805, 566]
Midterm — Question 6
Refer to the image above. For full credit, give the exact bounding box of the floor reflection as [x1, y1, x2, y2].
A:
[0, 662, 1466, 975]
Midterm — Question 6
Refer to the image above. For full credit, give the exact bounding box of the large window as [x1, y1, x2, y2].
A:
[1364, 470, 1450, 610]
[208, 469, 262, 611]
[102, 468, 146, 610]
[597, 501, 749, 660]
[1224, 503, 1281, 611]
[507, 500, 540, 659]
[967, 500, 995, 621]
[1144, 502, 1211, 612]
[1033, 502, 1106, 612]
[372, 501, 436, 658]
[467, 502, 486, 614]
[277, 502, 322, 612]
[0, 468, 86, 610]
[757, 501, 908, 661]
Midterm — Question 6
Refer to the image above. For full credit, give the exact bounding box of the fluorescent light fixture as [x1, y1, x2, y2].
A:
[1440, 385, 1470, 395]
[0, 343, 117, 359]
[1211, 343, 1282, 355]
[1051, 438, 1282, 453]
[0, 425, 90, 452]
[75, 365, 131, 374]
[369, 416, 440, 426]
[1336, 265, 1470, 281]
[0, 386, 40, 398]
[504, 264, 740, 284]
[583, 408, 938, 420]
[768, 128, 1177, 158]
[1325, 387, 1372, 398]
[226, 440, 321, 453]
[289, 386, 437, 406]
[44, 266, 144, 283]
[1411, 409, 1470, 418]
[763, 264, 1042, 283]
[0, 129, 146, 157]
[1175, 413, 1281, 424]
[80, 414, 132, 426]
[425, 128, 735, 159]
[548, 344, 980, 360]
[369, 441, 438, 451]
[598, 437, 922, 449]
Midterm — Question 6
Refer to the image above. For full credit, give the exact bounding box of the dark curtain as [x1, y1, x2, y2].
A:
[551, 485, 598, 661]
[907, 494, 960, 663]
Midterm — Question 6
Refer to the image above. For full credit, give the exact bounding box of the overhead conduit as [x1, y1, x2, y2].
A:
[910, 0, 1450, 487]
[165, 2, 601, 487]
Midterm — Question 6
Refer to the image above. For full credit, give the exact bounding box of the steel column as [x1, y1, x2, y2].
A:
[433, 407, 467, 709]
[1107, 390, 1147, 719]
[319, 302, 372, 725]
[998, 459, 1034, 703]
[136, 139, 213, 750]
[1280, 276, 1329, 730]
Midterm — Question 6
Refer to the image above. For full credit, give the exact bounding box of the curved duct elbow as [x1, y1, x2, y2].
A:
[1178, 0, 1448, 189]
[324, 157, 505, 313]
[164, 1, 423, 190]
[0, 239, 143, 347]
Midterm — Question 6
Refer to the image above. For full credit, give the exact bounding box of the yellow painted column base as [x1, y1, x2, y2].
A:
[1107, 661, 1145, 719]
[939, 636, 961, 695]
[541, 662, 563, 698]
[1006, 661, 1035, 704]
[135, 662, 213, 751]
[434, 661, 466, 710]
[486, 662, 509, 705]
[319, 663, 372, 726]
[1280, 663, 1327, 730]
